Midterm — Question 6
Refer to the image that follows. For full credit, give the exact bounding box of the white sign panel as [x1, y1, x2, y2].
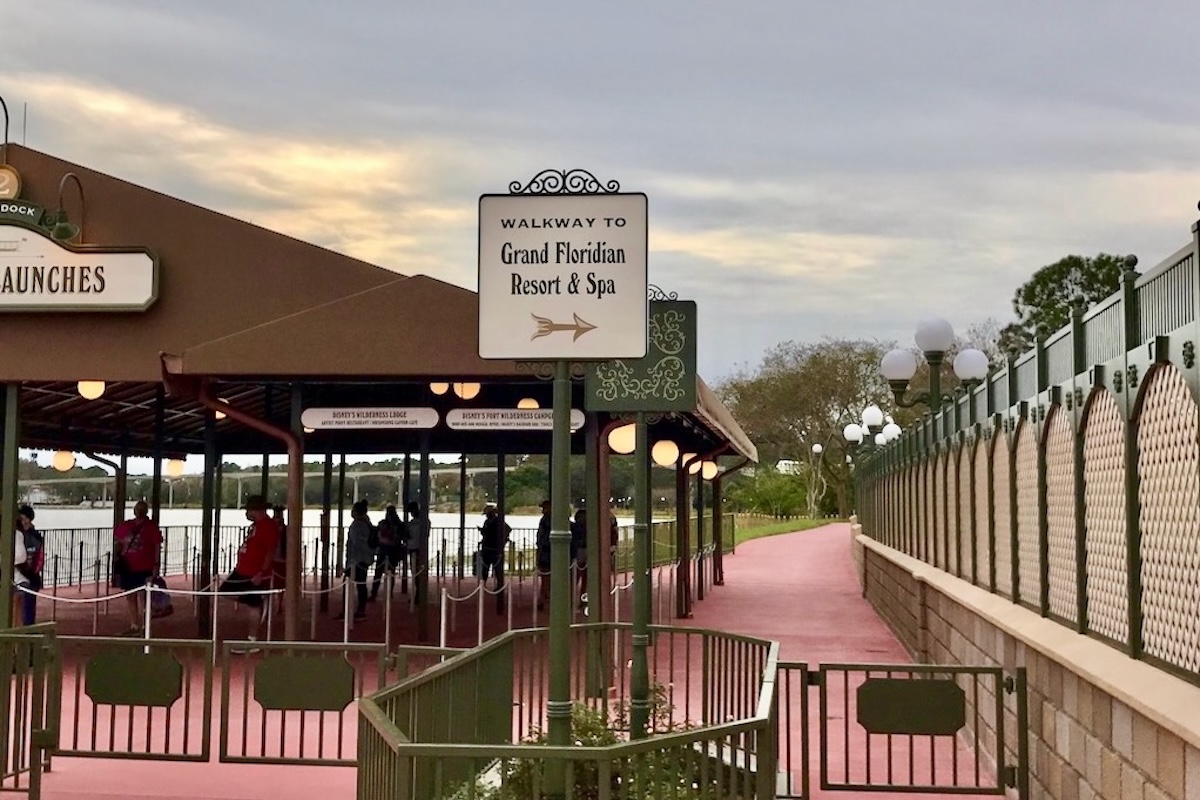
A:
[446, 408, 586, 431]
[478, 192, 648, 360]
[0, 224, 157, 311]
[301, 407, 439, 430]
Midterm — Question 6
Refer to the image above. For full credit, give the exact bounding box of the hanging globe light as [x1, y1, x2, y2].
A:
[607, 423, 636, 455]
[651, 439, 679, 467]
[77, 380, 105, 400]
[701, 461, 719, 480]
[165, 458, 185, 478]
[52, 450, 76, 472]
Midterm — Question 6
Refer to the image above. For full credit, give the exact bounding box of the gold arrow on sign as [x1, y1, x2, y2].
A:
[531, 312, 598, 342]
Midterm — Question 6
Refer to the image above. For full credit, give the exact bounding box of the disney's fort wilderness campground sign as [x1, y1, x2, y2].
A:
[477, 192, 648, 360]
[0, 199, 158, 312]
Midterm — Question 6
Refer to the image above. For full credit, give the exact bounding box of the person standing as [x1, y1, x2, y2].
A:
[112, 500, 162, 634]
[570, 508, 587, 607]
[535, 499, 551, 609]
[217, 495, 281, 647]
[11, 516, 29, 627]
[370, 505, 403, 601]
[478, 504, 511, 589]
[17, 505, 43, 626]
[405, 501, 430, 603]
[343, 500, 373, 620]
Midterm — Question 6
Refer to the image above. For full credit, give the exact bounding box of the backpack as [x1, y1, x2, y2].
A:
[368, 524, 380, 551]
[151, 576, 174, 617]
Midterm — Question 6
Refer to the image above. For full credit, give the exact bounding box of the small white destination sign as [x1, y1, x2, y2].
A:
[301, 407, 439, 430]
[446, 408, 585, 431]
[477, 192, 648, 360]
[0, 223, 158, 311]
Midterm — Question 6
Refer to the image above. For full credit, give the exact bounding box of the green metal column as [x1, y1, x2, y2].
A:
[630, 413, 651, 738]
[197, 411, 217, 636]
[337, 453, 347, 573]
[151, 385, 165, 524]
[584, 413, 604, 696]
[546, 361, 573, 786]
[1121, 265, 1145, 657]
[458, 456, 467, 580]
[321, 449, 333, 610]
[417, 433, 431, 640]
[695, 470, 705, 601]
[0, 385, 18, 629]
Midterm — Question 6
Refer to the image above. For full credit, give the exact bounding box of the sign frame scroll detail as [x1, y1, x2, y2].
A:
[584, 299, 697, 413]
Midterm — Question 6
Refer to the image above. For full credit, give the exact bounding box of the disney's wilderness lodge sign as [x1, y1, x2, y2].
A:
[477, 188, 648, 360]
[0, 198, 158, 312]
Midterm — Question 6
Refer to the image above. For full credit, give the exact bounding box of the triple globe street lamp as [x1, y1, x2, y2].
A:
[879, 317, 991, 410]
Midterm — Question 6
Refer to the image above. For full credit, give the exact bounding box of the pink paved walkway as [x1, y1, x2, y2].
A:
[33, 522, 988, 799]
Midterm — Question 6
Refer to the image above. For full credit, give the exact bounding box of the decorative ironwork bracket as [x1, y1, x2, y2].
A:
[509, 169, 620, 195]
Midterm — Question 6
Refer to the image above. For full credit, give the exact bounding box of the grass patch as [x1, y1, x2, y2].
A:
[733, 515, 842, 545]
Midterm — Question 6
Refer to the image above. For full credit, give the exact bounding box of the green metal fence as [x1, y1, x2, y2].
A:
[356, 622, 779, 800]
[55, 636, 213, 761]
[219, 640, 389, 765]
[856, 232, 1200, 686]
[0, 624, 56, 800]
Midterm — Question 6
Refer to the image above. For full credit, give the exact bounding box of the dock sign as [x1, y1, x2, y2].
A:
[478, 192, 648, 360]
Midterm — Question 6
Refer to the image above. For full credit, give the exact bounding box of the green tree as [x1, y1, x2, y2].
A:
[999, 253, 1130, 359]
[718, 338, 895, 516]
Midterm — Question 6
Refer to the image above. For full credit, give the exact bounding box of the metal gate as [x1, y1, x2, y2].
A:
[777, 662, 1029, 799]
[1, 625, 56, 800]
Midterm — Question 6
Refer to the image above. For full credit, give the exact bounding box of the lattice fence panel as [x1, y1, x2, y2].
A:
[1136, 366, 1200, 674]
[1083, 390, 1129, 645]
[973, 440, 991, 588]
[1014, 423, 1041, 607]
[925, 458, 936, 566]
[957, 445, 972, 580]
[1045, 408, 1079, 624]
[932, 455, 945, 569]
[950, 450, 960, 575]
[993, 435, 1014, 598]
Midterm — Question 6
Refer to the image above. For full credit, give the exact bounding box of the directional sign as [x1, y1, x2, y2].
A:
[0, 222, 158, 312]
[301, 407, 439, 429]
[477, 192, 648, 360]
[446, 408, 585, 431]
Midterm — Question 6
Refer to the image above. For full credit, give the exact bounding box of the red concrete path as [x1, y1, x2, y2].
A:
[34, 523, 991, 799]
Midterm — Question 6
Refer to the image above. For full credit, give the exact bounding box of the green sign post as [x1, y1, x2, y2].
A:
[478, 169, 649, 796]
[585, 297, 698, 737]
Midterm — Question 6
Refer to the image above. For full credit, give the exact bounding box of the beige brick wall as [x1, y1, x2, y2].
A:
[856, 530, 1200, 800]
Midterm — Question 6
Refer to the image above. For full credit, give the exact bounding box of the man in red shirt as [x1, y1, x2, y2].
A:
[217, 494, 281, 646]
[113, 500, 163, 634]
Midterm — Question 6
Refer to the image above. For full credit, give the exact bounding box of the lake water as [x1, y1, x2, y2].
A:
[28, 507, 554, 532]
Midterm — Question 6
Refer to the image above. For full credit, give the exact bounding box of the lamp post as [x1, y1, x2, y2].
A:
[880, 317, 990, 409]
[842, 405, 902, 453]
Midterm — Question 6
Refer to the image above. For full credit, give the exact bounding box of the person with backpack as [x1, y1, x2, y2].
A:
[11, 514, 30, 627]
[16, 505, 43, 625]
[478, 504, 512, 589]
[370, 505, 403, 601]
[112, 500, 163, 634]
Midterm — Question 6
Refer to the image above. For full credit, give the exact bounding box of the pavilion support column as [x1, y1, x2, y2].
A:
[495, 447, 506, 615]
[337, 454, 347, 574]
[416, 435, 431, 640]
[584, 413, 604, 697]
[197, 412, 217, 636]
[213, 458, 224, 563]
[402, 452, 412, 595]
[695, 470, 705, 603]
[150, 385, 165, 524]
[458, 456, 467, 581]
[675, 461, 693, 619]
[261, 385, 273, 499]
[321, 449, 333, 611]
[710, 457, 749, 588]
[0, 385, 20, 629]
[114, 442, 129, 530]
[286, 383, 305, 640]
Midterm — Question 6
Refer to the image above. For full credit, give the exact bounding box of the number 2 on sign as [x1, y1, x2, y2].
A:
[0, 167, 18, 200]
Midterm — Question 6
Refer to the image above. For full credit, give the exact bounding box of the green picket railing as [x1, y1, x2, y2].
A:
[356, 622, 779, 800]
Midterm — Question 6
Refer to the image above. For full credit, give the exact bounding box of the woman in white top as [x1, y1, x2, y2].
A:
[12, 524, 27, 627]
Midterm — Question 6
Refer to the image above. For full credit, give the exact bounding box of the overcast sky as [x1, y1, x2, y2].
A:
[5, 2, 1200, 471]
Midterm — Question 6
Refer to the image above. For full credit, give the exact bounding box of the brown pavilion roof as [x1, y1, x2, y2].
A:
[3, 145, 757, 462]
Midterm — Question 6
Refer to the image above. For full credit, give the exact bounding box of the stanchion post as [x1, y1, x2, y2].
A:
[477, 585, 484, 646]
[439, 587, 449, 648]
